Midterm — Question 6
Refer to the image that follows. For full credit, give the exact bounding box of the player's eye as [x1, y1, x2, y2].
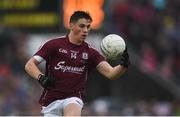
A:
[79, 24, 85, 28]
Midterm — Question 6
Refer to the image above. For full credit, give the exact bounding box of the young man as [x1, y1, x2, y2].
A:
[25, 11, 130, 116]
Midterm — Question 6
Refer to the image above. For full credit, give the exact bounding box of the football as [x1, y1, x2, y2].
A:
[100, 34, 126, 60]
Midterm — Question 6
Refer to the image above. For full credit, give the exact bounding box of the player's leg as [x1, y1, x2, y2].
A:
[63, 97, 84, 116]
[63, 103, 82, 116]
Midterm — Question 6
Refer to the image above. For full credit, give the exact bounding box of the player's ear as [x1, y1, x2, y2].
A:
[69, 23, 74, 30]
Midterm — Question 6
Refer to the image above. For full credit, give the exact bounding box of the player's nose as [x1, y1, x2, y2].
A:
[83, 27, 88, 32]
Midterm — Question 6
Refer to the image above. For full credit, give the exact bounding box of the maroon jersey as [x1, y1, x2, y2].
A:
[34, 35, 105, 106]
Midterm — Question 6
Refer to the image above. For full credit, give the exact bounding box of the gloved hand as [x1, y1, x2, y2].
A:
[38, 74, 55, 88]
[119, 47, 130, 68]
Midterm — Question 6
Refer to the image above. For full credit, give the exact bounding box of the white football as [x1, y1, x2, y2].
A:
[100, 34, 126, 60]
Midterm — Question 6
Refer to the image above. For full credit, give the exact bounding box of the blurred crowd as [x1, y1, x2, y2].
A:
[82, 97, 180, 116]
[106, 0, 180, 83]
[0, 0, 180, 115]
[0, 26, 42, 115]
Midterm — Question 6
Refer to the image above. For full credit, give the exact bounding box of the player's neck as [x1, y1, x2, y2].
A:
[68, 33, 82, 45]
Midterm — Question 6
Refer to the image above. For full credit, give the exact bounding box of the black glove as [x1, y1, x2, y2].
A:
[119, 47, 130, 68]
[38, 74, 55, 88]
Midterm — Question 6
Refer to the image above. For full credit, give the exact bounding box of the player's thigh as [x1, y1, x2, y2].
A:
[63, 97, 84, 116]
[63, 103, 82, 116]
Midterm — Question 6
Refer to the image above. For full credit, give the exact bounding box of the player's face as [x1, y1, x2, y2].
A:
[70, 18, 91, 42]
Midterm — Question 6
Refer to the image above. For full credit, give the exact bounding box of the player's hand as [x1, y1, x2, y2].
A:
[38, 74, 55, 88]
[119, 47, 130, 68]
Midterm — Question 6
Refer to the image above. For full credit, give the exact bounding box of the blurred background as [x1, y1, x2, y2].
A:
[0, 0, 180, 115]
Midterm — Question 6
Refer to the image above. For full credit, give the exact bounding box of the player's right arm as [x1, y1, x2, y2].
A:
[25, 56, 55, 88]
[25, 39, 56, 88]
[25, 57, 42, 80]
[25, 38, 54, 80]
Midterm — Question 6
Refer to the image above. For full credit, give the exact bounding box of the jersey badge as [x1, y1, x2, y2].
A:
[82, 52, 88, 60]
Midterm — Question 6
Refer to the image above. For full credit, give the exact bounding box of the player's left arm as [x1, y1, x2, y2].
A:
[97, 61, 126, 80]
[96, 48, 130, 80]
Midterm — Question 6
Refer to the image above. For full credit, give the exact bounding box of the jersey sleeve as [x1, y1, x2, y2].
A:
[34, 39, 55, 61]
[89, 48, 105, 68]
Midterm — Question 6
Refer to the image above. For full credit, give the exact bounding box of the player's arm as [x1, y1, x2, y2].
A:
[97, 48, 130, 80]
[25, 57, 43, 80]
[97, 61, 126, 80]
[25, 56, 55, 88]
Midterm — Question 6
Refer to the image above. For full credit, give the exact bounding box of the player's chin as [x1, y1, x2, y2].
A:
[81, 36, 87, 40]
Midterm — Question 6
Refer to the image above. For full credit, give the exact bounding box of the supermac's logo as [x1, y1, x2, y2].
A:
[54, 61, 85, 74]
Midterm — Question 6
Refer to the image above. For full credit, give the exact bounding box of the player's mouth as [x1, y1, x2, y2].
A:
[82, 34, 87, 39]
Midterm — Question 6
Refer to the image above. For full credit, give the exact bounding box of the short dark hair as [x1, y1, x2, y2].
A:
[69, 11, 93, 23]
